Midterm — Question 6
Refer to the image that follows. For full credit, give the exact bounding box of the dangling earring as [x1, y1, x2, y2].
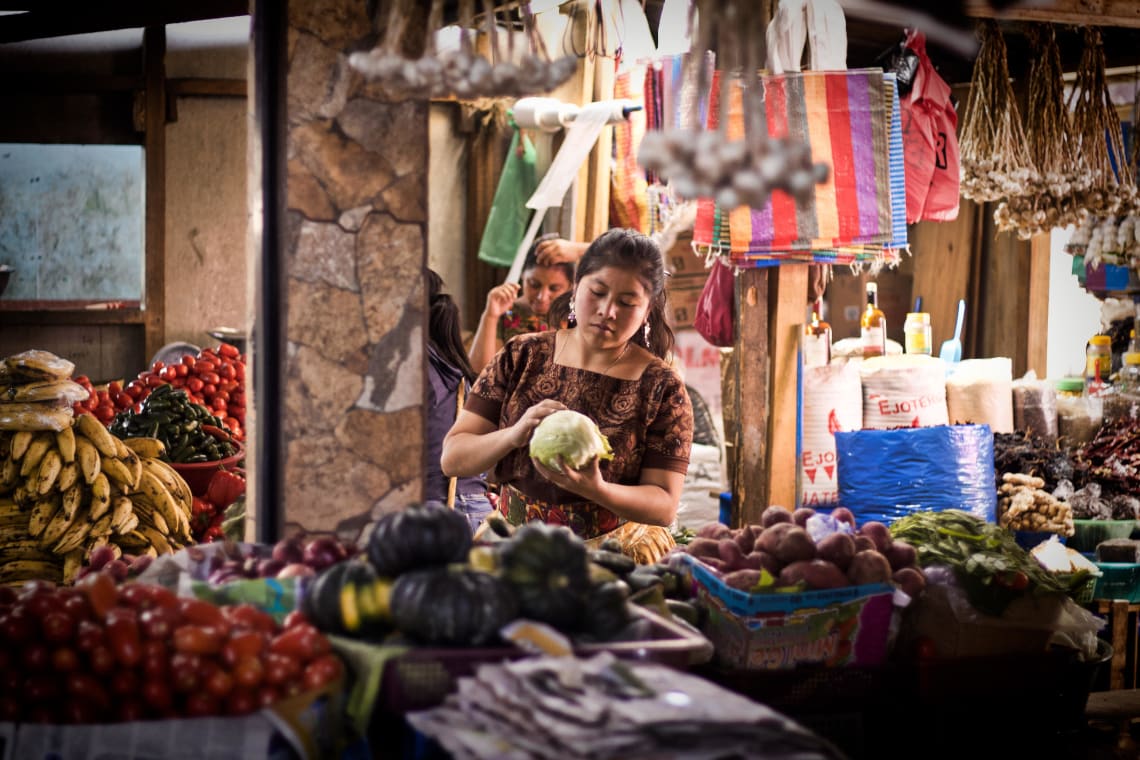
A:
[567, 300, 577, 328]
[643, 320, 650, 345]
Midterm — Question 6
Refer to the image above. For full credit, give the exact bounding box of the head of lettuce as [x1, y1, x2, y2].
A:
[529, 409, 614, 473]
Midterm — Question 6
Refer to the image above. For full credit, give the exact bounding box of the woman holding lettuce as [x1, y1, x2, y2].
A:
[441, 228, 694, 563]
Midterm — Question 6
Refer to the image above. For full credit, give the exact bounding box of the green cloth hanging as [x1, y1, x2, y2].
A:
[477, 127, 537, 268]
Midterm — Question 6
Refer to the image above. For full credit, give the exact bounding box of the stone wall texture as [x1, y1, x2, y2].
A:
[285, 0, 426, 539]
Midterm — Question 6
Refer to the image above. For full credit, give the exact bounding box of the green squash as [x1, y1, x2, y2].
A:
[303, 558, 392, 638]
[366, 502, 473, 577]
[390, 566, 518, 646]
[498, 523, 591, 630]
[584, 580, 632, 641]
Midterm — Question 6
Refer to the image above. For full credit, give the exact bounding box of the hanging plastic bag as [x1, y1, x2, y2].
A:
[477, 128, 537, 268]
[692, 257, 735, 347]
[899, 29, 960, 223]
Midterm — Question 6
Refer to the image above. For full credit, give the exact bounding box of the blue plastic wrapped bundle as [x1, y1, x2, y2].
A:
[834, 423, 996, 525]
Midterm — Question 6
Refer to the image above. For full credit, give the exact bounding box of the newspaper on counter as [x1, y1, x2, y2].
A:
[406, 652, 848, 760]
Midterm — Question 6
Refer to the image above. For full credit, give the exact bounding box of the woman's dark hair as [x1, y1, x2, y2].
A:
[572, 228, 675, 359]
[427, 269, 477, 384]
[523, 235, 575, 285]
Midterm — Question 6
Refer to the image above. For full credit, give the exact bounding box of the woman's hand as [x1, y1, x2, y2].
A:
[483, 282, 520, 320]
[535, 238, 587, 266]
[532, 453, 604, 501]
[507, 399, 567, 450]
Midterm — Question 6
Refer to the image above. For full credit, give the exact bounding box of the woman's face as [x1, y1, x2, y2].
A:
[574, 266, 651, 349]
[521, 265, 571, 316]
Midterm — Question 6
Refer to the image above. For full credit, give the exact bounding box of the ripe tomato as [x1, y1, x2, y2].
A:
[40, 610, 76, 643]
[256, 685, 281, 708]
[75, 619, 106, 652]
[64, 698, 101, 725]
[86, 643, 116, 675]
[223, 603, 275, 634]
[182, 354, 197, 368]
[302, 653, 344, 691]
[232, 654, 264, 689]
[218, 343, 240, 359]
[204, 668, 235, 699]
[110, 669, 140, 696]
[1, 609, 36, 644]
[269, 623, 329, 660]
[23, 674, 60, 702]
[59, 590, 93, 621]
[141, 638, 169, 678]
[66, 672, 109, 705]
[169, 652, 203, 693]
[77, 572, 118, 618]
[226, 688, 258, 716]
[177, 597, 226, 628]
[184, 692, 220, 718]
[140, 607, 179, 640]
[23, 642, 50, 671]
[281, 610, 310, 630]
[51, 646, 81, 673]
[141, 680, 173, 714]
[263, 652, 301, 686]
[222, 629, 265, 667]
[115, 698, 147, 723]
[105, 608, 142, 667]
[173, 624, 224, 655]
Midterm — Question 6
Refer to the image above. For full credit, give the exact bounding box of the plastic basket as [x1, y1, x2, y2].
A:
[1072, 574, 1097, 605]
[378, 604, 714, 713]
[1069, 519, 1139, 553]
[1091, 561, 1140, 602]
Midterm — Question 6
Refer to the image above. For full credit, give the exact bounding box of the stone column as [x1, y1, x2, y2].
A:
[283, 0, 426, 539]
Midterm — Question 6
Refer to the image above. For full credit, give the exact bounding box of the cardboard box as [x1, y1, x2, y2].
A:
[678, 554, 895, 670]
[663, 234, 706, 278]
[667, 279, 706, 330]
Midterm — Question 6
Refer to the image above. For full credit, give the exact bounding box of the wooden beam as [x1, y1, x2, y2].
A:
[0, 307, 145, 326]
[142, 26, 166, 365]
[1026, 233, 1051, 378]
[0, 75, 143, 95]
[583, 57, 615, 241]
[732, 267, 770, 528]
[966, 0, 1140, 28]
[0, 1, 248, 43]
[168, 78, 247, 98]
[766, 264, 807, 511]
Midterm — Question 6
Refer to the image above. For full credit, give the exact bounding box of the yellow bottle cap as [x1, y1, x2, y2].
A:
[1125, 352, 1140, 366]
[1090, 335, 1112, 347]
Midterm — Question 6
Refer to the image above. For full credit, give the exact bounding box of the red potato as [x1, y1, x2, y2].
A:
[858, 521, 893, 552]
[772, 525, 817, 565]
[853, 534, 878, 553]
[761, 507, 793, 528]
[697, 522, 732, 540]
[792, 507, 817, 527]
[847, 550, 893, 585]
[723, 569, 763, 591]
[892, 566, 927, 599]
[883, 540, 918, 571]
[801, 559, 850, 590]
[831, 507, 856, 527]
[816, 532, 856, 572]
[718, 538, 747, 570]
[700, 556, 728, 573]
[756, 522, 796, 555]
[734, 528, 756, 555]
[685, 538, 721, 560]
[740, 552, 767, 571]
[748, 550, 782, 576]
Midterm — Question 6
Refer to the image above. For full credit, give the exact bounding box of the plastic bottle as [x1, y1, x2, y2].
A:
[904, 312, 932, 355]
[1085, 334, 1112, 397]
[1107, 352, 1140, 423]
[860, 282, 886, 358]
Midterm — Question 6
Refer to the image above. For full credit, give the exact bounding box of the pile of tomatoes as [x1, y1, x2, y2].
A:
[0, 575, 342, 724]
[73, 343, 246, 441]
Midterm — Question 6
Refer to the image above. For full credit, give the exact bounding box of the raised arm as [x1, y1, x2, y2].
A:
[468, 281, 519, 375]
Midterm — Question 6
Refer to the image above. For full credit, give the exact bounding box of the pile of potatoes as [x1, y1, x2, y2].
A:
[681, 506, 927, 599]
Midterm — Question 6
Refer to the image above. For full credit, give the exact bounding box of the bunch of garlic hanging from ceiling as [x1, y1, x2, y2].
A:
[348, 0, 577, 101]
[635, 0, 828, 212]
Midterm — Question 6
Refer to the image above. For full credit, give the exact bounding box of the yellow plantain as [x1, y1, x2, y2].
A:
[0, 560, 63, 585]
[109, 495, 135, 534]
[12, 483, 35, 509]
[40, 494, 84, 549]
[53, 518, 91, 554]
[123, 436, 166, 460]
[89, 472, 112, 521]
[54, 425, 76, 464]
[57, 461, 78, 493]
[142, 458, 193, 514]
[115, 443, 143, 489]
[117, 512, 139, 535]
[62, 549, 85, 584]
[0, 456, 19, 492]
[27, 493, 62, 537]
[18, 432, 53, 478]
[10, 431, 34, 461]
[34, 448, 62, 496]
[74, 436, 100, 485]
[134, 470, 181, 538]
[139, 526, 173, 556]
[100, 456, 137, 491]
[75, 413, 118, 458]
[116, 529, 150, 549]
[89, 513, 113, 541]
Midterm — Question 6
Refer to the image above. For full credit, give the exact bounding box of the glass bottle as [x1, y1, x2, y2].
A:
[803, 299, 832, 367]
[860, 282, 887, 358]
[1107, 352, 1140, 423]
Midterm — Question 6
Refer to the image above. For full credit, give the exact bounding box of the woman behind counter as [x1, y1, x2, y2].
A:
[467, 237, 575, 375]
[442, 228, 694, 563]
[424, 270, 492, 533]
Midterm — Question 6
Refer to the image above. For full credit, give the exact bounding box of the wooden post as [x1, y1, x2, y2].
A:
[767, 264, 808, 510]
[1026, 233, 1051, 377]
[143, 26, 166, 364]
[732, 267, 769, 527]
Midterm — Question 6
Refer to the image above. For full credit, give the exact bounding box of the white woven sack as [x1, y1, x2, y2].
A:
[946, 357, 1014, 433]
[801, 362, 862, 507]
[860, 354, 949, 429]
